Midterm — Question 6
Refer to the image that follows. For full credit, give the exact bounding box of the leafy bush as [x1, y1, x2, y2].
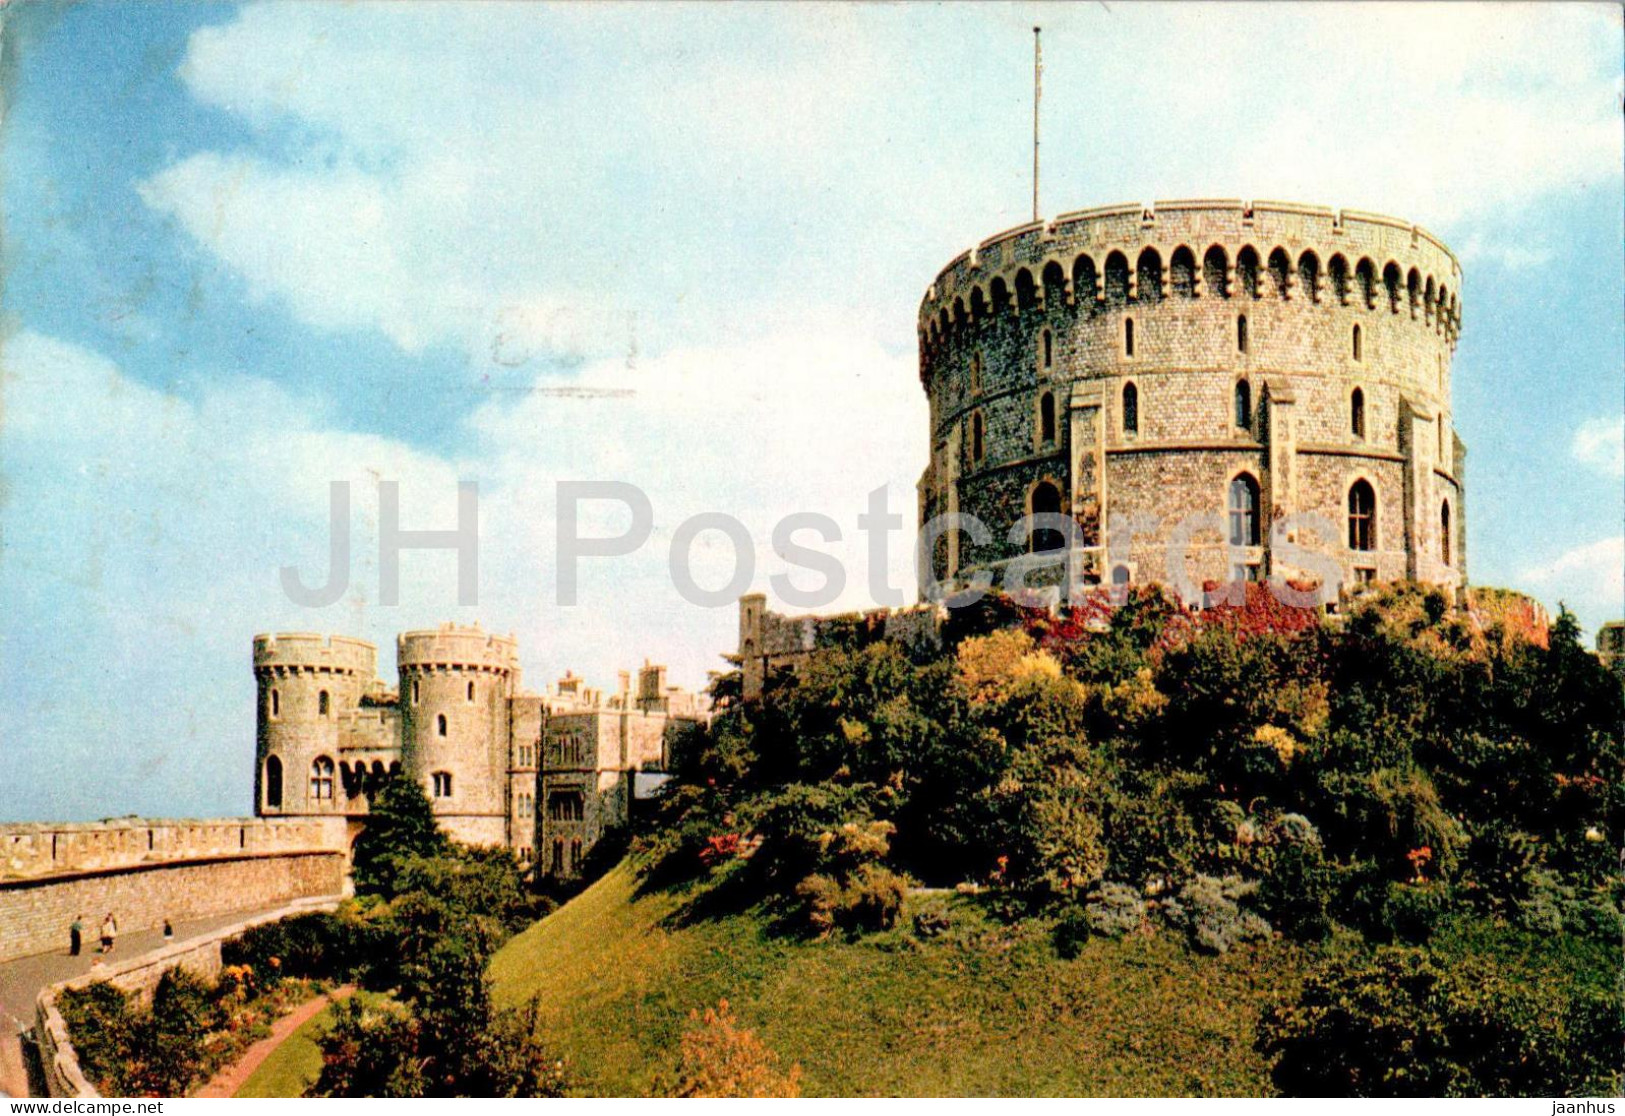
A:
[792, 864, 906, 938]
[668, 999, 801, 1098]
[1260, 943, 1623, 1096]
[223, 908, 372, 983]
[1084, 881, 1147, 938]
[1160, 875, 1272, 954]
[57, 982, 136, 1095]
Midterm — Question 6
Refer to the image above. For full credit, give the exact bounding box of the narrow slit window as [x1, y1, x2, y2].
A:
[1237, 314, 1248, 354]
[1124, 316, 1135, 357]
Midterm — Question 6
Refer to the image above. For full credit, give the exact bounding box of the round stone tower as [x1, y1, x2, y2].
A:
[253, 633, 377, 817]
[396, 623, 518, 846]
[915, 200, 1466, 600]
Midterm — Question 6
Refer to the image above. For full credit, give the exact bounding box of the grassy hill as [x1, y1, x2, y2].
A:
[485, 862, 1319, 1097]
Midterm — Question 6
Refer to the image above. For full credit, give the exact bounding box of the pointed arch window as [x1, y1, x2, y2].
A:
[264, 756, 283, 809]
[1122, 382, 1139, 435]
[1350, 388, 1366, 439]
[1234, 380, 1252, 428]
[1228, 474, 1261, 547]
[310, 756, 335, 801]
[1348, 480, 1376, 552]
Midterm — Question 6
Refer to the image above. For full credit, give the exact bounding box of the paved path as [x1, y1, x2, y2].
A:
[195, 984, 355, 1098]
[0, 905, 292, 1098]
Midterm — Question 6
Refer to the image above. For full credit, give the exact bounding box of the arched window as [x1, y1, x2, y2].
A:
[551, 840, 564, 875]
[310, 756, 335, 801]
[1039, 392, 1056, 445]
[432, 771, 453, 797]
[1348, 480, 1376, 552]
[436, 713, 448, 737]
[411, 679, 420, 705]
[569, 838, 583, 872]
[1042, 328, 1053, 369]
[1441, 501, 1452, 566]
[1123, 316, 1135, 357]
[1234, 379, 1252, 428]
[1170, 246, 1197, 298]
[1202, 245, 1229, 298]
[270, 688, 280, 719]
[318, 690, 330, 717]
[1111, 565, 1131, 586]
[1228, 474, 1261, 547]
[1350, 387, 1366, 438]
[264, 756, 283, 809]
[1029, 481, 1064, 553]
[1237, 314, 1248, 354]
[466, 679, 475, 703]
[1122, 382, 1139, 434]
[548, 792, 585, 821]
[971, 411, 985, 464]
[1352, 324, 1362, 362]
[970, 351, 983, 393]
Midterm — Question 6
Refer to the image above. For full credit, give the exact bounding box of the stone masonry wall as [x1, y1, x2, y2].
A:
[916, 200, 1465, 596]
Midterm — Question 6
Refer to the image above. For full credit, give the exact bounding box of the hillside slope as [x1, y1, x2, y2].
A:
[487, 862, 1316, 1097]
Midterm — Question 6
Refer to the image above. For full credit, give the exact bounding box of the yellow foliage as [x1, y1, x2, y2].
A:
[958, 630, 1063, 705]
[1099, 668, 1169, 727]
[672, 998, 802, 1098]
[1252, 725, 1299, 766]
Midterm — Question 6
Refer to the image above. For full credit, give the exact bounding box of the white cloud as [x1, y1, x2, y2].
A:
[1572, 416, 1624, 478]
[139, 2, 1623, 362]
[1517, 535, 1624, 630]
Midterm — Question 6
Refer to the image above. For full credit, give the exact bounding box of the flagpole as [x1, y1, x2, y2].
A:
[1032, 26, 1042, 224]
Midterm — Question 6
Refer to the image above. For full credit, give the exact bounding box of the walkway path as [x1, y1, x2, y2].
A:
[0, 904, 293, 1097]
[195, 984, 355, 1098]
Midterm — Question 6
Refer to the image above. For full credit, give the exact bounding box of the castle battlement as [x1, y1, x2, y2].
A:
[396, 623, 519, 674]
[920, 200, 1462, 355]
[252, 632, 377, 676]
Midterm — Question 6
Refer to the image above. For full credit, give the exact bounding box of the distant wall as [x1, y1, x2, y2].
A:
[0, 817, 348, 963]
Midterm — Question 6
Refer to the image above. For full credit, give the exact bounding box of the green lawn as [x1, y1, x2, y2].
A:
[488, 863, 1319, 1097]
[234, 991, 388, 1098]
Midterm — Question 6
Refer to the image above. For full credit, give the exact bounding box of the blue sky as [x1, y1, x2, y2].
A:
[1, 2, 1620, 821]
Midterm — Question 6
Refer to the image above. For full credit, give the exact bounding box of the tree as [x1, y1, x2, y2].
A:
[352, 773, 448, 897]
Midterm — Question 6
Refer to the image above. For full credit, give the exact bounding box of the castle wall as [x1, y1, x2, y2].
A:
[917, 201, 1465, 599]
[0, 817, 347, 963]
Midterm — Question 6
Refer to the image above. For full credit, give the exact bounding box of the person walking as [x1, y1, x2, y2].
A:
[99, 912, 116, 954]
[69, 915, 83, 957]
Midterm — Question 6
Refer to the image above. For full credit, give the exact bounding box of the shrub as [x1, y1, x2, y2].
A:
[1260, 944, 1623, 1096]
[1085, 881, 1147, 938]
[57, 982, 136, 1095]
[1160, 874, 1272, 954]
[669, 999, 801, 1098]
[792, 865, 906, 938]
